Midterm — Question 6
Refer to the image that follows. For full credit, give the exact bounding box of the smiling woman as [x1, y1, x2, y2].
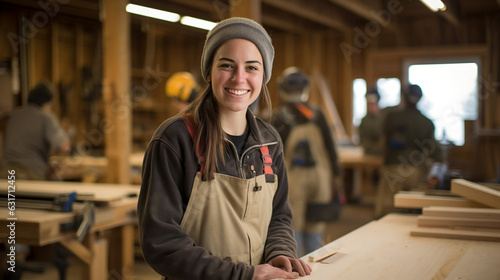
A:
[137, 17, 311, 280]
[209, 38, 264, 123]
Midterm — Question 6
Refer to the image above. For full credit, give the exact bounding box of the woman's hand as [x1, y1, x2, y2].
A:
[252, 263, 298, 280]
[268, 255, 312, 277]
[252, 255, 312, 280]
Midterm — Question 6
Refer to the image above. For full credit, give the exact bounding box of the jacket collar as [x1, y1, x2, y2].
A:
[245, 109, 278, 147]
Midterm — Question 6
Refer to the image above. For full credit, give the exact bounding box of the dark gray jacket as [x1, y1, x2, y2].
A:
[137, 110, 296, 280]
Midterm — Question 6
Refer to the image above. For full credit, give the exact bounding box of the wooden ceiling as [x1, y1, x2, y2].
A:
[1, 0, 499, 47]
[132, 0, 500, 34]
[2, 0, 499, 34]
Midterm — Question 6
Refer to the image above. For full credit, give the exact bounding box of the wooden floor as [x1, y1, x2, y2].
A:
[18, 197, 376, 280]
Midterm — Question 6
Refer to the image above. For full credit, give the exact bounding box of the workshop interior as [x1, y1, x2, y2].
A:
[0, 0, 500, 279]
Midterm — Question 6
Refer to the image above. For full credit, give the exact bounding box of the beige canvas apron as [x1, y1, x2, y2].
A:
[180, 170, 278, 265]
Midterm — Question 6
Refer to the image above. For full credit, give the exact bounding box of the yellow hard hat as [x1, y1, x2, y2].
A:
[165, 72, 198, 103]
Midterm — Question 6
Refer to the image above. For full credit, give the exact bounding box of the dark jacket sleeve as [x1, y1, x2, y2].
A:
[137, 120, 254, 280]
[263, 126, 298, 262]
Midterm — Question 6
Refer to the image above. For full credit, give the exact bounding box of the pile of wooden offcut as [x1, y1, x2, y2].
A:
[395, 179, 500, 242]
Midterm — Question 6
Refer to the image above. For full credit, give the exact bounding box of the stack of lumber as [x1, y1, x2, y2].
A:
[396, 179, 500, 242]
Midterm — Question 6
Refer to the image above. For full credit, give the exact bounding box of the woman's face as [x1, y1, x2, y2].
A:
[208, 38, 264, 114]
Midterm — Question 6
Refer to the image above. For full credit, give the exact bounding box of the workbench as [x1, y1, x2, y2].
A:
[0, 180, 139, 280]
[338, 146, 382, 200]
[50, 152, 144, 183]
[301, 213, 500, 280]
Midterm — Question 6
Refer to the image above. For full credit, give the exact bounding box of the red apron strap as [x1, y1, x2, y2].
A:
[182, 115, 204, 174]
[260, 145, 274, 175]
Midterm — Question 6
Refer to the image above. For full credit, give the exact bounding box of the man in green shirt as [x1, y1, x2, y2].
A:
[375, 84, 443, 218]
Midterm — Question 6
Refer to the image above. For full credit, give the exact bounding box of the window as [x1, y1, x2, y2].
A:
[352, 78, 401, 127]
[407, 62, 478, 146]
[352, 78, 367, 127]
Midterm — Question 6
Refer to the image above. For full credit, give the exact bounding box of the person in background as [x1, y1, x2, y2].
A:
[358, 87, 382, 156]
[0, 80, 70, 180]
[165, 71, 199, 112]
[138, 17, 311, 280]
[375, 84, 443, 218]
[271, 67, 342, 257]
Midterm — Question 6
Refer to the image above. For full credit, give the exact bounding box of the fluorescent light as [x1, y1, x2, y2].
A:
[126, 4, 180, 22]
[180, 16, 216, 31]
[419, 0, 447, 12]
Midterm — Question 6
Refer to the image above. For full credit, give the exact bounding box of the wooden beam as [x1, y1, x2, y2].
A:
[102, 0, 132, 184]
[312, 59, 349, 143]
[230, 0, 261, 22]
[328, 0, 396, 31]
[159, 0, 213, 11]
[451, 179, 500, 209]
[61, 239, 91, 264]
[109, 224, 134, 280]
[308, 242, 342, 262]
[422, 206, 500, 220]
[262, 0, 351, 33]
[411, 227, 500, 242]
[367, 45, 488, 58]
[262, 16, 307, 33]
[394, 192, 487, 209]
[417, 216, 500, 229]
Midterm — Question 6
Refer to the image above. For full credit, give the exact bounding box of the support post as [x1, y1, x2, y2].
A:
[102, 0, 131, 184]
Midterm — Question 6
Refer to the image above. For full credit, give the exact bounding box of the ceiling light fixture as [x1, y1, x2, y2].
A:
[419, 0, 447, 12]
[180, 16, 217, 31]
[125, 4, 180, 23]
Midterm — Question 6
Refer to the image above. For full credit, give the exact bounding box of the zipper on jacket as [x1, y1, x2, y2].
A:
[225, 140, 278, 179]
[240, 142, 278, 179]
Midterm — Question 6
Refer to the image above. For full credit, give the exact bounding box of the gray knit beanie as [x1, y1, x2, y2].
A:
[200, 17, 274, 84]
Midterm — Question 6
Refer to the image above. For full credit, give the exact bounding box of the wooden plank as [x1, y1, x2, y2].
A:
[313, 70, 348, 143]
[411, 227, 500, 242]
[417, 215, 500, 229]
[422, 206, 500, 220]
[446, 244, 500, 280]
[451, 179, 500, 209]
[0, 180, 139, 204]
[394, 192, 487, 209]
[0, 209, 75, 246]
[307, 243, 342, 262]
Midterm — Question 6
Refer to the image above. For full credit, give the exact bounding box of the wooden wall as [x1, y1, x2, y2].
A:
[0, 8, 101, 156]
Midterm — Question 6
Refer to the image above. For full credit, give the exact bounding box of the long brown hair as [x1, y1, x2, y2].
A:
[183, 82, 272, 180]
